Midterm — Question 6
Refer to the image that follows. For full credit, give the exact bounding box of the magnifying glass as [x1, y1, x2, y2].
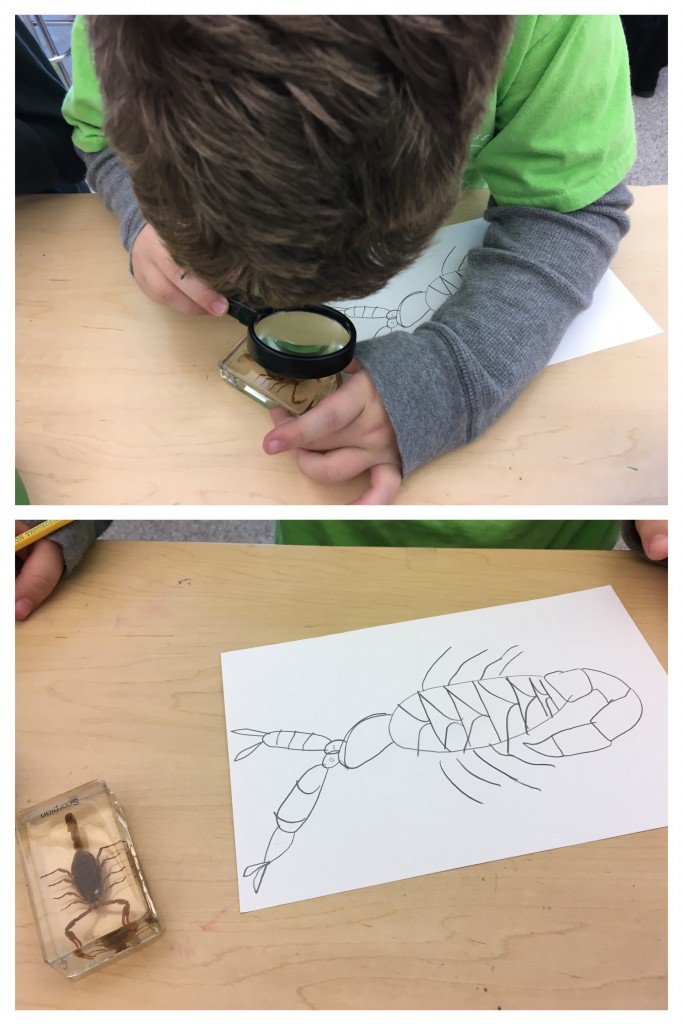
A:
[227, 296, 356, 379]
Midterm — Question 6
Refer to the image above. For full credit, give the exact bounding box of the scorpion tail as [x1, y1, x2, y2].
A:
[243, 862, 269, 893]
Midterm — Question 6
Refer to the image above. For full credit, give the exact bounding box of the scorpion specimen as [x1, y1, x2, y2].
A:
[232, 646, 643, 892]
[40, 812, 131, 957]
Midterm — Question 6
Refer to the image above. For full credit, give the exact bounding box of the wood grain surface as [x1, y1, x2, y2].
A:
[15, 186, 666, 505]
[15, 540, 667, 1010]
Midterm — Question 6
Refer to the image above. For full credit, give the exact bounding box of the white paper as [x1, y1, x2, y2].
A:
[221, 587, 667, 912]
[328, 218, 661, 365]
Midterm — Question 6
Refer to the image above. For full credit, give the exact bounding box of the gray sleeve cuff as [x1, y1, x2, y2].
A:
[23, 520, 112, 577]
[78, 146, 147, 259]
[356, 181, 633, 478]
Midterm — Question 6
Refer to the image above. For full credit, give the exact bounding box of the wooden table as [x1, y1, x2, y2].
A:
[15, 540, 667, 1010]
[15, 187, 666, 505]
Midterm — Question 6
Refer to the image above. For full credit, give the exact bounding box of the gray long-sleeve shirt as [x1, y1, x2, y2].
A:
[22, 520, 112, 576]
[81, 145, 632, 476]
[357, 184, 632, 475]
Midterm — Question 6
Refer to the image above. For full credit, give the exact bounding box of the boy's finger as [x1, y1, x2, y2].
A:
[175, 270, 228, 316]
[635, 519, 668, 560]
[263, 385, 364, 454]
[268, 405, 356, 453]
[294, 446, 374, 484]
[269, 408, 295, 428]
[15, 541, 65, 620]
[348, 463, 402, 505]
[143, 265, 208, 315]
[343, 358, 364, 374]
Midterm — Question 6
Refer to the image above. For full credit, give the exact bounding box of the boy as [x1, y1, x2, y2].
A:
[63, 16, 635, 504]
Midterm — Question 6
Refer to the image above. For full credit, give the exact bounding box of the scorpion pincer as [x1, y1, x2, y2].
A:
[233, 646, 643, 892]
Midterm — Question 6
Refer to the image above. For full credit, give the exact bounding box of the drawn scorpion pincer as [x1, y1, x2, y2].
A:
[40, 812, 130, 957]
[231, 730, 346, 892]
[233, 648, 643, 892]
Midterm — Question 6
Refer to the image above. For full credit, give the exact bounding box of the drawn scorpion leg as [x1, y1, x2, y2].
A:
[470, 749, 542, 791]
[479, 646, 523, 679]
[439, 757, 500, 804]
[244, 761, 333, 893]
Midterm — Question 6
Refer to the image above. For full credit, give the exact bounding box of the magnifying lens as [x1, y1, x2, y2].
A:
[227, 296, 356, 379]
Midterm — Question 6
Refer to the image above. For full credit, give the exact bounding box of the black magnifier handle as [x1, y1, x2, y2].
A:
[226, 294, 257, 327]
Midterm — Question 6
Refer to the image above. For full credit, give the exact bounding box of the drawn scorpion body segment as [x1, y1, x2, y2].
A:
[336, 247, 467, 337]
[40, 812, 130, 957]
[233, 651, 643, 892]
[390, 668, 643, 757]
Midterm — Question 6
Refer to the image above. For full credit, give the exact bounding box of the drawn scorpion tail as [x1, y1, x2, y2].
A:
[232, 729, 267, 761]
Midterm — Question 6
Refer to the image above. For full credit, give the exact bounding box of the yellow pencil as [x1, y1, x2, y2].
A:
[15, 520, 74, 552]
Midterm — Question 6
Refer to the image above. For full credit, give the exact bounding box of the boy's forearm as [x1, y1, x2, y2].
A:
[356, 181, 633, 477]
[79, 146, 146, 256]
[22, 521, 112, 577]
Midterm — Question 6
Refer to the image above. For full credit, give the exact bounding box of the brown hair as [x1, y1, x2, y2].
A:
[87, 15, 514, 307]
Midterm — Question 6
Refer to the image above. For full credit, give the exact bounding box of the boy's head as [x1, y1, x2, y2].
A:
[88, 15, 514, 308]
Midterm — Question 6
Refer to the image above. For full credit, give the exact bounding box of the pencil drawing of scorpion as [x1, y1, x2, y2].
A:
[232, 646, 643, 892]
[334, 245, 468, 337]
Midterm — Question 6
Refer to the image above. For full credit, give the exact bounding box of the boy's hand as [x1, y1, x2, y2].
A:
[635, 520, 668, 561]
[15, 521, 65, 621]
[262, 360, 402, 504]
[130, 224, 229, 317]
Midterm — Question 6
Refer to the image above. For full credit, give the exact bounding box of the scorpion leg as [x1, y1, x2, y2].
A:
[41, 867, 75, 884]
[96, 840, 127, 861]
[52, 888, 86, 903]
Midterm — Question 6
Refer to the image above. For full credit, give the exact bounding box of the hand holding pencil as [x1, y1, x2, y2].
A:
[15, 520, 69, 621]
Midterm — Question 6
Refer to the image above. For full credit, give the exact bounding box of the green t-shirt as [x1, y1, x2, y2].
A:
[63, 14, 634, 214]
[463, 14, 635, 211]
[275, 521, 620, 550]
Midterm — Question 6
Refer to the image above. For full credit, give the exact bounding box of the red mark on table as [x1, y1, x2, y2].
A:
[170, 940, 195, 960]
[200, 907, 228, 932]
